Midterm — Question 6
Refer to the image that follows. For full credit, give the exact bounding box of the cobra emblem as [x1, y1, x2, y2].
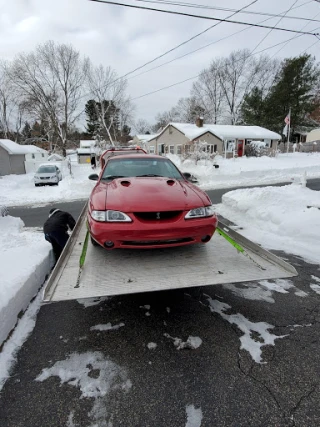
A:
[156, 212, 161, 220]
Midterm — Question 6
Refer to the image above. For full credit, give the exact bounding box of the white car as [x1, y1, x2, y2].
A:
[34, 164, 62, 187]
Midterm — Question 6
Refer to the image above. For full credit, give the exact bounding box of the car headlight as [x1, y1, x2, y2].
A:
[91, 210, 132, 222]
[185, 205, 215, 219]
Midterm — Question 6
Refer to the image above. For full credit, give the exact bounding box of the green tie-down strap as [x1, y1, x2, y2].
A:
[216, 227, 266, 270]
[80, 231, 89, 268]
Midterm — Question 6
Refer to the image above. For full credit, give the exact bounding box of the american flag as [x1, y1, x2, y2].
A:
[284, 113, 290, 125]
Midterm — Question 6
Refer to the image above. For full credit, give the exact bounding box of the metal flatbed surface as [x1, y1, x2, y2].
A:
[43, 206, 298, 302]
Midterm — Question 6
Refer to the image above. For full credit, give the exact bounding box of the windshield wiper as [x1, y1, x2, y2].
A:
[101, 175, 125, 180]
[136, 174, 163, 177]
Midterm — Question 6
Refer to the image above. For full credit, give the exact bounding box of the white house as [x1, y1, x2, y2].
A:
[0, 139, 48, 175]
[307, 128, 320, 142]
[144, 121, 281, 157]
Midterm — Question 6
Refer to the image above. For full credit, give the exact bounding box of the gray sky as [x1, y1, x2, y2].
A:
[1, 0, 320, 126]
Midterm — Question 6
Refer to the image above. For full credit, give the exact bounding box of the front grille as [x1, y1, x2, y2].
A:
[40, 177, 50, 180]
[134, 211, 182, 221]
[122, 237, 193, 246]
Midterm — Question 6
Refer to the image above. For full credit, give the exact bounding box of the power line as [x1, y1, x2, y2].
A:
[250, 0, 299, 55]
[270, 10, 320, 58]
[131, 30, 320, 101]
[126, 1, 316, 81]
[89, 0, 320, 36]
[118, 0, 258, 80]
[132, 0, 320, 23]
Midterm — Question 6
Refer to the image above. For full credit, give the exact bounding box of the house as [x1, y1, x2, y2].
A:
[306, 128, 320, 142]
[132, 134, 159, 148]
[0, 139, 48, 176]
[77, 140, 98, 164]
[144, 119, 281, 157]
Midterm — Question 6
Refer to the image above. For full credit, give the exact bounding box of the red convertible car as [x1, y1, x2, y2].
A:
[87, 155, 218, 249]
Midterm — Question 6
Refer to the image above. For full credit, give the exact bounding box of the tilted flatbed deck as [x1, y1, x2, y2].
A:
[43, 203, 298, 302]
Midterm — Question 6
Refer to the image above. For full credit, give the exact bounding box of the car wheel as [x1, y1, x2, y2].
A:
[35, 184, 39, 187]
[91, 236, 99, 247]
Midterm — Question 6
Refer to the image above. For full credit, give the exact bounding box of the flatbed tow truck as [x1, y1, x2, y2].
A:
[43, 202, 298, 303]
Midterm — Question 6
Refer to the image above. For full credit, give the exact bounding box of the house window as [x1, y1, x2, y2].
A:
[226, 140, 235, 152]
[214, 144, 217, 152]
[169, 145, 174, 154]
[32, 154, 35, 159]
[177, 145, 182, 155]
[264, 139, 271, 148]
[185, 145, 191, 153]
[42, 154, 44, 157]
[149, 146, 155, 154]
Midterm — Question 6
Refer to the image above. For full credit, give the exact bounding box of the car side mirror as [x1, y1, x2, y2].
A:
[183, 172, 198, 183]
[89, 173, 99, 181]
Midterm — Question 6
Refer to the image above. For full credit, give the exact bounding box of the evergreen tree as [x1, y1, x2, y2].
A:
[266, 54, 320, 134]
[240, 54, 320, 135]
[85, 100, 99, 136]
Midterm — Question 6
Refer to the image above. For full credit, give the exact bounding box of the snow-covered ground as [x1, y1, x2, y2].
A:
[1, 152, 320, 206]
[1, 152, 320, 395]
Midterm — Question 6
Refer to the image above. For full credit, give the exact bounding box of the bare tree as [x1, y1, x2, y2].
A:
[135, 118, 151, 134]
[192, 65, 224, 124]
[192, 50, 279, 125]
[0, 61, 14, 138]
[86, 64, 129, 146]
[10, 40, 88, 155]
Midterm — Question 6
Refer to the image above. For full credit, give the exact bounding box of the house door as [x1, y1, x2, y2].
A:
[237, 140, 244, 157]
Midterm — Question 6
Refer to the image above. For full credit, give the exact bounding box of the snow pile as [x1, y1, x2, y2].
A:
[168, 152, 320, 190]
[206, 296, 286, 363]
[36, 351, 132, 426]
[185, 404, 203, 427]
[216, 184, 320, 264]
[164, 333, 202, 350]
[0, 159, 95, 207]
[0, 215, 52, 346]
[90, 322, 125, 331]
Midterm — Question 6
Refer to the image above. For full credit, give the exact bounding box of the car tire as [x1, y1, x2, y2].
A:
[35, 184, 39, 187]
[91, 236, 99, 247]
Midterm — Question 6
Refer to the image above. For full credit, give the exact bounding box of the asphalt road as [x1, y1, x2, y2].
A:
[1, 180, 320, 427]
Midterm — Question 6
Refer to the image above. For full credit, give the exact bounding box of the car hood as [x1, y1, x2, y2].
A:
[90, 177, 211, 212]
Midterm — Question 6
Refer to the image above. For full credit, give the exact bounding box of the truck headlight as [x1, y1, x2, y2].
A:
[185, 206, 215, 219]
[91, 210, 132, 222]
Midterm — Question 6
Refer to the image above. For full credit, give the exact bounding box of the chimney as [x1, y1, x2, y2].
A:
[196, 116, 204, 127]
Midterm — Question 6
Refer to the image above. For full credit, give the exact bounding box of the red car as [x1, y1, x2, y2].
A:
[87, 155, 218, 249]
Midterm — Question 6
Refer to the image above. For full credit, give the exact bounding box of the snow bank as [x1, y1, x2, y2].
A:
[0, 216, 53, 346]
[216, 184, 320, 263]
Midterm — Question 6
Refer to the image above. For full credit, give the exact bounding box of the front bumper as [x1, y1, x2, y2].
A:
[87, 212, 218, 249]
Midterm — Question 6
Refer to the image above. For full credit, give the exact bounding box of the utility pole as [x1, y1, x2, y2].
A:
[286, 108, 291, 154]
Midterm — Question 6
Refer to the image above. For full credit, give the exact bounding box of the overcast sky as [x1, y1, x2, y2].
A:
[1, 0, 320, 127]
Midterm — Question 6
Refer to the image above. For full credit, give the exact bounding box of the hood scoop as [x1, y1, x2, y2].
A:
[120, 180, 131, 187]
[166, 179, 176, 186]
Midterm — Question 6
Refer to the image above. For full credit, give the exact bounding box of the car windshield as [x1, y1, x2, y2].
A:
[36, 166, 56, 173]
[101, 158, 183, 180]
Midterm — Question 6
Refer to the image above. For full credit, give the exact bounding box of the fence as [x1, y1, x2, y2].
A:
[277, 141, 320, 153]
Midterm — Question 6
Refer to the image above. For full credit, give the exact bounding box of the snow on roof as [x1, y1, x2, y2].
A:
[136, 134, 158, 142]
[77, 147, 99, 154]
[47, 154, 63, 161]
[80, 140, 95, 148]
[0, 139, 47, 155]
[169, 123, 281, 141]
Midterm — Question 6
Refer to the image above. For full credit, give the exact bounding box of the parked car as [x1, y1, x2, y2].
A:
[34, 164, 62, 187]
[100, 146, 147, 169]
[87, 154, 218, 249]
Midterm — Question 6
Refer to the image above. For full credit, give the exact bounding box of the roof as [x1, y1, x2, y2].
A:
[80, 140, 95, 148]
[48, 154, 63, 161]
[77, 147, 99, 154]
[0, 139, 48, 155]
[136, 134, 158, 142]
[165, 123, 281, 141]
